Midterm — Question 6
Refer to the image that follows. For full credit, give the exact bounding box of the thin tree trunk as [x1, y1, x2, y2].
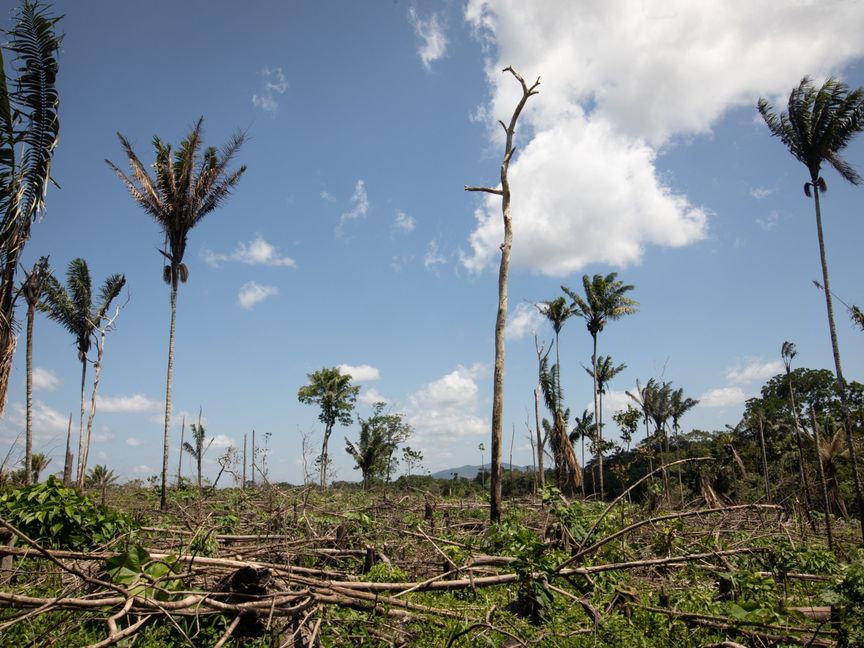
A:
[160, 282, 178, 511]
[24, 303, 34, 487]
[62, 413, 73, 486]
[785, 368, 815, 529]
[79, 330, 108, 489]
[465, 68, 538, 523]
[75, 359, 87, 487]
[809, 406, 834, 551]
[176, 416, 185, 487]
[758, 417, 770, 503]
[320, 424, 331, 489]
[251, 429, 256, 487]
[242, 432, 246, 489]
[592, 334, 602, 499]
[812, 183, 864, 543]
[533, 385, 544, 492]
[0, 246, 22, 418]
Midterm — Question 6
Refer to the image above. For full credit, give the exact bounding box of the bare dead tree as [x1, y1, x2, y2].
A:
[465, 66, 540, 523]
[533, 335, 546, 493]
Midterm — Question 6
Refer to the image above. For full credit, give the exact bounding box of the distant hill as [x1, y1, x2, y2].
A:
[430, 464, 531, 480]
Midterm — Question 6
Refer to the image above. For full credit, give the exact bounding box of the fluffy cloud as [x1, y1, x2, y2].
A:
[252, 66, 288, 115]
[337, 364, 380, 382]
[32, 367, 60, 392]
[407, 363, 489, 443]
[424, 239, 446, 271]
[393, 210, 416, 233]
[359, 387, 389, 406]
[9, 400, 68, 434]
[725, 358, 783, 385]
[203, 234, 296, 268]
[341, 180, 369, 224]
[461, 0, 864, 276]
[126, 437, 144, 447]
[99, 393, 162, 414]
[408, 8, 448, 70]
[697, 386, 747, 408]
[238, 282, 279, 309]
[210, 434, 235, 450]
[505, 302, 544, 341]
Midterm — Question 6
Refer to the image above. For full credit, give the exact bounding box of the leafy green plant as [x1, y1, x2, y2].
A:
[0, 476, 137, 550]
[105, 545, 183, 600]
[824, 552, 864, 648]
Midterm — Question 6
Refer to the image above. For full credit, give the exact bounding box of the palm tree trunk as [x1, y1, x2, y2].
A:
[75, 358, 87, 487]
[160, 282, 178, 511]
[63, 413, 73, 485]
[534, 385, 544, 492]
[177, 417, 185, 487]
[24, 302, 34, 487]
[591, 334, 602, 499]
[786, 368, 815, 530]
[758, 417, 770, 503]
[809, 406, 834, 551]
[79, 331, 107, 489]
[812, 183, 864, 543]
[0, 247, 21, 418]
[320, 424, 332, 489]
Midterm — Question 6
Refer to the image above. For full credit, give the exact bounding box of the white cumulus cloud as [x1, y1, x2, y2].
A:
[393, 210, 416, 233]
[698, 386, 747, 408]
[203, 234, 295, 268]
[359, 387, 389, 406]
[725, 358, 783, 385]
[341, 180, 369, 224]
[126, 437, 144, 447]
[238, 281, 279, 309]
[407, 363, 489, 444]
[99, 393, 162, 414]
[424, 239, 447, 271]
[32, 367, 60, 392]
[505, 302, 545, 341]
[252, 66, 288, 115]
[461, 0, 864, 276]
[337, 364, 380, 382]
[408, 8, 448, 70]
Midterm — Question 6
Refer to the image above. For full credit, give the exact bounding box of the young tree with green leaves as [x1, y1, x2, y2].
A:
[345, 403, 412, 489]
[564, 273, 637, 499]
[0, 1, 61, 415]
[298, 367, 359, 488]
[182, 414, 211, 491]
[85, 464, 117, 506]
[40, 258, 125, 489]
[107, 118, 246, 510]
[759, 76, 864, 541]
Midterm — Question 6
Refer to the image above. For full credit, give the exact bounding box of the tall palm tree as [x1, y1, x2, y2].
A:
[18, 256, 49, 486]
[0, 1, 61, 415]
[40, 259, 125, 488]
[539, 354, 581, 494]
[86, 464, 117, 506]
[758, 77, 864, 540]
[298, 367, 360, 488]
[563, 273, 637, 499]
[537, 297, 573, 402]
[669, 387, 698, 502]
[584, 354, 626, 457]
[107, 118, 246, 510]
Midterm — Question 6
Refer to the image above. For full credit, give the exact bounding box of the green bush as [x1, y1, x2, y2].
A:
[0, 476, 138, 550]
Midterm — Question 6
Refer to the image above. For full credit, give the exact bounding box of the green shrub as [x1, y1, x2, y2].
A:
[0, 476, 137, 550]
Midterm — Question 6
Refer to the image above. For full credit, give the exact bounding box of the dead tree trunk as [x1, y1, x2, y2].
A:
[465, 66, 539, 523]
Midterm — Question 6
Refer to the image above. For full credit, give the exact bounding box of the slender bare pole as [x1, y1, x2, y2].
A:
[242, 432, 247, 489]
[465, 66, 540, 523]
[176, 416, 185, 487]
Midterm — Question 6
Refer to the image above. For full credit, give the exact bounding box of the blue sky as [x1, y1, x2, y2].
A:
[3, 0, 864, 484]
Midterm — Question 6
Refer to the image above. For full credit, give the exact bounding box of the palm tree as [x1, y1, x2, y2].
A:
[0, 1, 61, 415]
[107, 118, 246, 510]
[669, 387, 698, 502]
[18, 257, 49, 486]
[584, 354, 626, 462]
[29, 452, 49, 483]
[86, 464, 117, 506]
[537, 297, 573, 401]
[759, 77, 864, 540]
[182, 413, 211, 492]
[40, 259, 125, 488]
[569, 408, 594, 493]
[538, 354, 581, 494]
[564, 273, 637, 499]
[298, 367, 360, 488]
